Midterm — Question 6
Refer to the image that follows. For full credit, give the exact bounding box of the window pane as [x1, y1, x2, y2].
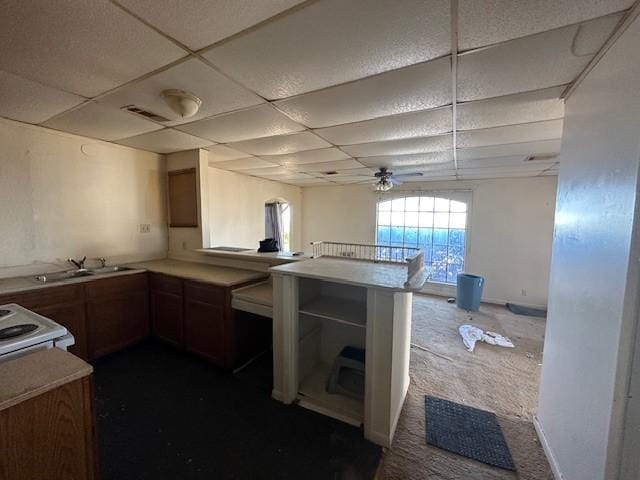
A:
[449, 229, 465, 246]
[378, 200, 392, 212]
[432, 263, 447, 282]
[434, 197, 450, 211]
[433, 245, 448, 264]
[377, 226, 390, 243]
[390, 226, 404, 243]
[420, 196, 434, 211]
[405, 196, 419, 211]
[447, 263, 462, 283]
[418, 228, 432, 246]
[391, 211, 405, 226]
[406, 211, 419, 227]
[378, 211, 391, 225]
[448, 245, 464, 264]
[419, 211, 433, 227]
[391, 197, 405, 211]
[450, 212, 466, 229]
[404, 227, 418, 245]
[450, 200, 467, 212]
[434, 212, 449, 228]
[433, 228, 448, 245]
[422, 245, 433, 264]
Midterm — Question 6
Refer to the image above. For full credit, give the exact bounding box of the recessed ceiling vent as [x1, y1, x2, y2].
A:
[324, 171, 339, 175]
[526, 154, 558, 162]
[121, 105, 171, 123]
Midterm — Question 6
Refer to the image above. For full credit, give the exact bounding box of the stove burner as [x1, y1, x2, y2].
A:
[0, 309, 13, 319]
[0, 323, 38, 340]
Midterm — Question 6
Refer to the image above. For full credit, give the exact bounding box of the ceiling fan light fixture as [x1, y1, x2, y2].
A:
[161, 89, 202, 118]
[374, 178, 393, 192]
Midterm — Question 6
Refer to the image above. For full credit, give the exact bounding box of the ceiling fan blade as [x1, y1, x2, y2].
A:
[388, 177, 403, 185]
[393, 172, 424, 179]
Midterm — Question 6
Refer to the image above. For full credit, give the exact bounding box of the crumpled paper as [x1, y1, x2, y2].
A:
[458, 324, 515, 352]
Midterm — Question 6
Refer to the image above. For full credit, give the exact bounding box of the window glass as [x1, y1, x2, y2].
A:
[376, 194, 469, 285]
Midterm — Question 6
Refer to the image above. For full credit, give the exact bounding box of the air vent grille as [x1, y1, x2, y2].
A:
[526, 154, 558, 162]
[121, 105, 170, 123]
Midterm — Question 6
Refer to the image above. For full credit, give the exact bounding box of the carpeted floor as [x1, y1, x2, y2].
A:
[93, 342, 380, 480]
[380, 294, 553, 479]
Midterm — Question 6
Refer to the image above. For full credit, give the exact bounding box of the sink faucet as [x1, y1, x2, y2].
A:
[67, 256, 87, 270]
[97, 257, 107, 268]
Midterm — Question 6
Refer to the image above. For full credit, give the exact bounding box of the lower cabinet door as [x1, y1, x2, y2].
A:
[34, 302, 88, 360]
[86, 292, 149, 359]
[184, 298, 225, 365]
[151, 290, 184, 348]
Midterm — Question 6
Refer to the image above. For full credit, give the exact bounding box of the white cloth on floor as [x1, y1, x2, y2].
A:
[458, 325, 515, 352]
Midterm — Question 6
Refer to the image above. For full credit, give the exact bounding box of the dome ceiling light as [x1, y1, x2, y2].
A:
[161, 89, 202, 119]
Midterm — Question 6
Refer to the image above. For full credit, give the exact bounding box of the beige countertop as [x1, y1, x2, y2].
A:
[232, 281, 273, 306]
[270, 257, 428, 292]
[0, 348, 93, 412]
[196, 248, 308, 266]
[131, 259, 267, 287]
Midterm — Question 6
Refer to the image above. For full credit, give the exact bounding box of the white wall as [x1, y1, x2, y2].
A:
[207, 166, 302, 251]
[536, 16, 640, 480]
[0, 118, 167, 277]
[301, 176, 557, 307]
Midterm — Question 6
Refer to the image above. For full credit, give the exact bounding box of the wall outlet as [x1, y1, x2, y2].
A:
[139, 224, 151, 233]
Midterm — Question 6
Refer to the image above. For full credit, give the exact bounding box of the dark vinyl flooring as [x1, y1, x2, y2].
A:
[93, 341, 381, 480]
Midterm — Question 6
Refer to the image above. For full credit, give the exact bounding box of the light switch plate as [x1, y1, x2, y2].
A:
[139, 224, 151, 233]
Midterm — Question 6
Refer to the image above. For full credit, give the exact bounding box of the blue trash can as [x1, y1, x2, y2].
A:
[456, 273, 485, 311]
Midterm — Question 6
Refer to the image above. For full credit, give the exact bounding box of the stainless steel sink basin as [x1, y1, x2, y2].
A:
[88, 265, 134, 274]
[34, 270, 95, 284]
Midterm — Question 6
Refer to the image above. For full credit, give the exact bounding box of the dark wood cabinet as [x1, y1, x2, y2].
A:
[151, 290, 184, 348]
[85, 274, 149, 360]
[0, 375, 97, 480]
[184, 289, 226, 365]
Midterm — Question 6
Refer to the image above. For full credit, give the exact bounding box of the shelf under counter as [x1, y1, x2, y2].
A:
[298, 295, 366, 328]
[297, 363, 364, 427]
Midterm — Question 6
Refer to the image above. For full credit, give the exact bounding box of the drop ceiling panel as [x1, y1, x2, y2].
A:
[458, 155, 541, 168]
[0, 70, 85, 124]
[392, 162, 456, 174]
[287, 177, 333, 186]
[291, 159, 364, 173]
[42, 103, 163, 141]
[330, 175, 373, 184]
[457, 119, 563, 148]
[404, 171, 457, 181]
[457, 17, 620, 101]
[100, 58, 263, 126]
[0, 1, 185, 97]
[458, 161, 555, 172]
[316, 168, 377, 177]
[242, 166, 299, 177]
[457, 86, 565, 131]
[212, 157, 279, 171]
[458, 170, 541, 180]
[203, 0, 450, 99]
[116, 0, 306, 50]
[315, 107, 452, 145]
[274, 59, 452, 128]
[457, 139, 562, 160]
[228, 131, 331, 156]
[116, 128, 212, 153]
[253, 172, 315, 181]
[205, 145, 248, 162]
[260, 148, 350, 166]
[177, 104, 305, 143]
[342, 134, 452, 157]
[358, 151, 453, 169]
[458, 0, 631, 50]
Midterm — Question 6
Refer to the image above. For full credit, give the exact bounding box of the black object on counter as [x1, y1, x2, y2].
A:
[258, 238, 280, 252]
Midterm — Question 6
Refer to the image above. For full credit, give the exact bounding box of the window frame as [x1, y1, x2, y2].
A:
[374, 189, 473, 286]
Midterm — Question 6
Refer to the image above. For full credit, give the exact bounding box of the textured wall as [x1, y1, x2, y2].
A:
[0, 118, 167, 275]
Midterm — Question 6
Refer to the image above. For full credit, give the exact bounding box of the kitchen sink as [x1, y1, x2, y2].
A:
[88, 265, 134, 274]
[34, 270, 95, 284]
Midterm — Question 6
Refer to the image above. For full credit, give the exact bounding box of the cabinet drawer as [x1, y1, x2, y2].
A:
[0, 284, 83, 310]
[85, 273, 148, 299]
[184, 280, 226, 306]
[149, 273, 183, 296]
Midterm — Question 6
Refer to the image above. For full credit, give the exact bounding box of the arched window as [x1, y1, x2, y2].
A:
[376, 195, 468, 284]
[264, 201, 291, 251]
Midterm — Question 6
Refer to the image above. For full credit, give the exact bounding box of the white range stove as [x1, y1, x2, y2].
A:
[0, 304, 75, 362]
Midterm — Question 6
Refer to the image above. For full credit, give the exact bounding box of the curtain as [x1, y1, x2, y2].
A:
[265, 202, 284, 251]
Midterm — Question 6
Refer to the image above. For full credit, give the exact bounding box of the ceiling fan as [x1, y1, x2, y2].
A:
[373, 167, 423, 191]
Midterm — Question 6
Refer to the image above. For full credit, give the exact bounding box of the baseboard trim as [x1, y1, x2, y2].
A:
[533, 414, 563, 480]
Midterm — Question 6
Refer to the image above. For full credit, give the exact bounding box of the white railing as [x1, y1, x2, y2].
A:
[310, 241, 429, 288]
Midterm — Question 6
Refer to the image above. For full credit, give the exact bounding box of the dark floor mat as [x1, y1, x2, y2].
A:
[425, 396, 516, 471]
[93, 341, 380, 480]
[505, 303, 547, 318]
